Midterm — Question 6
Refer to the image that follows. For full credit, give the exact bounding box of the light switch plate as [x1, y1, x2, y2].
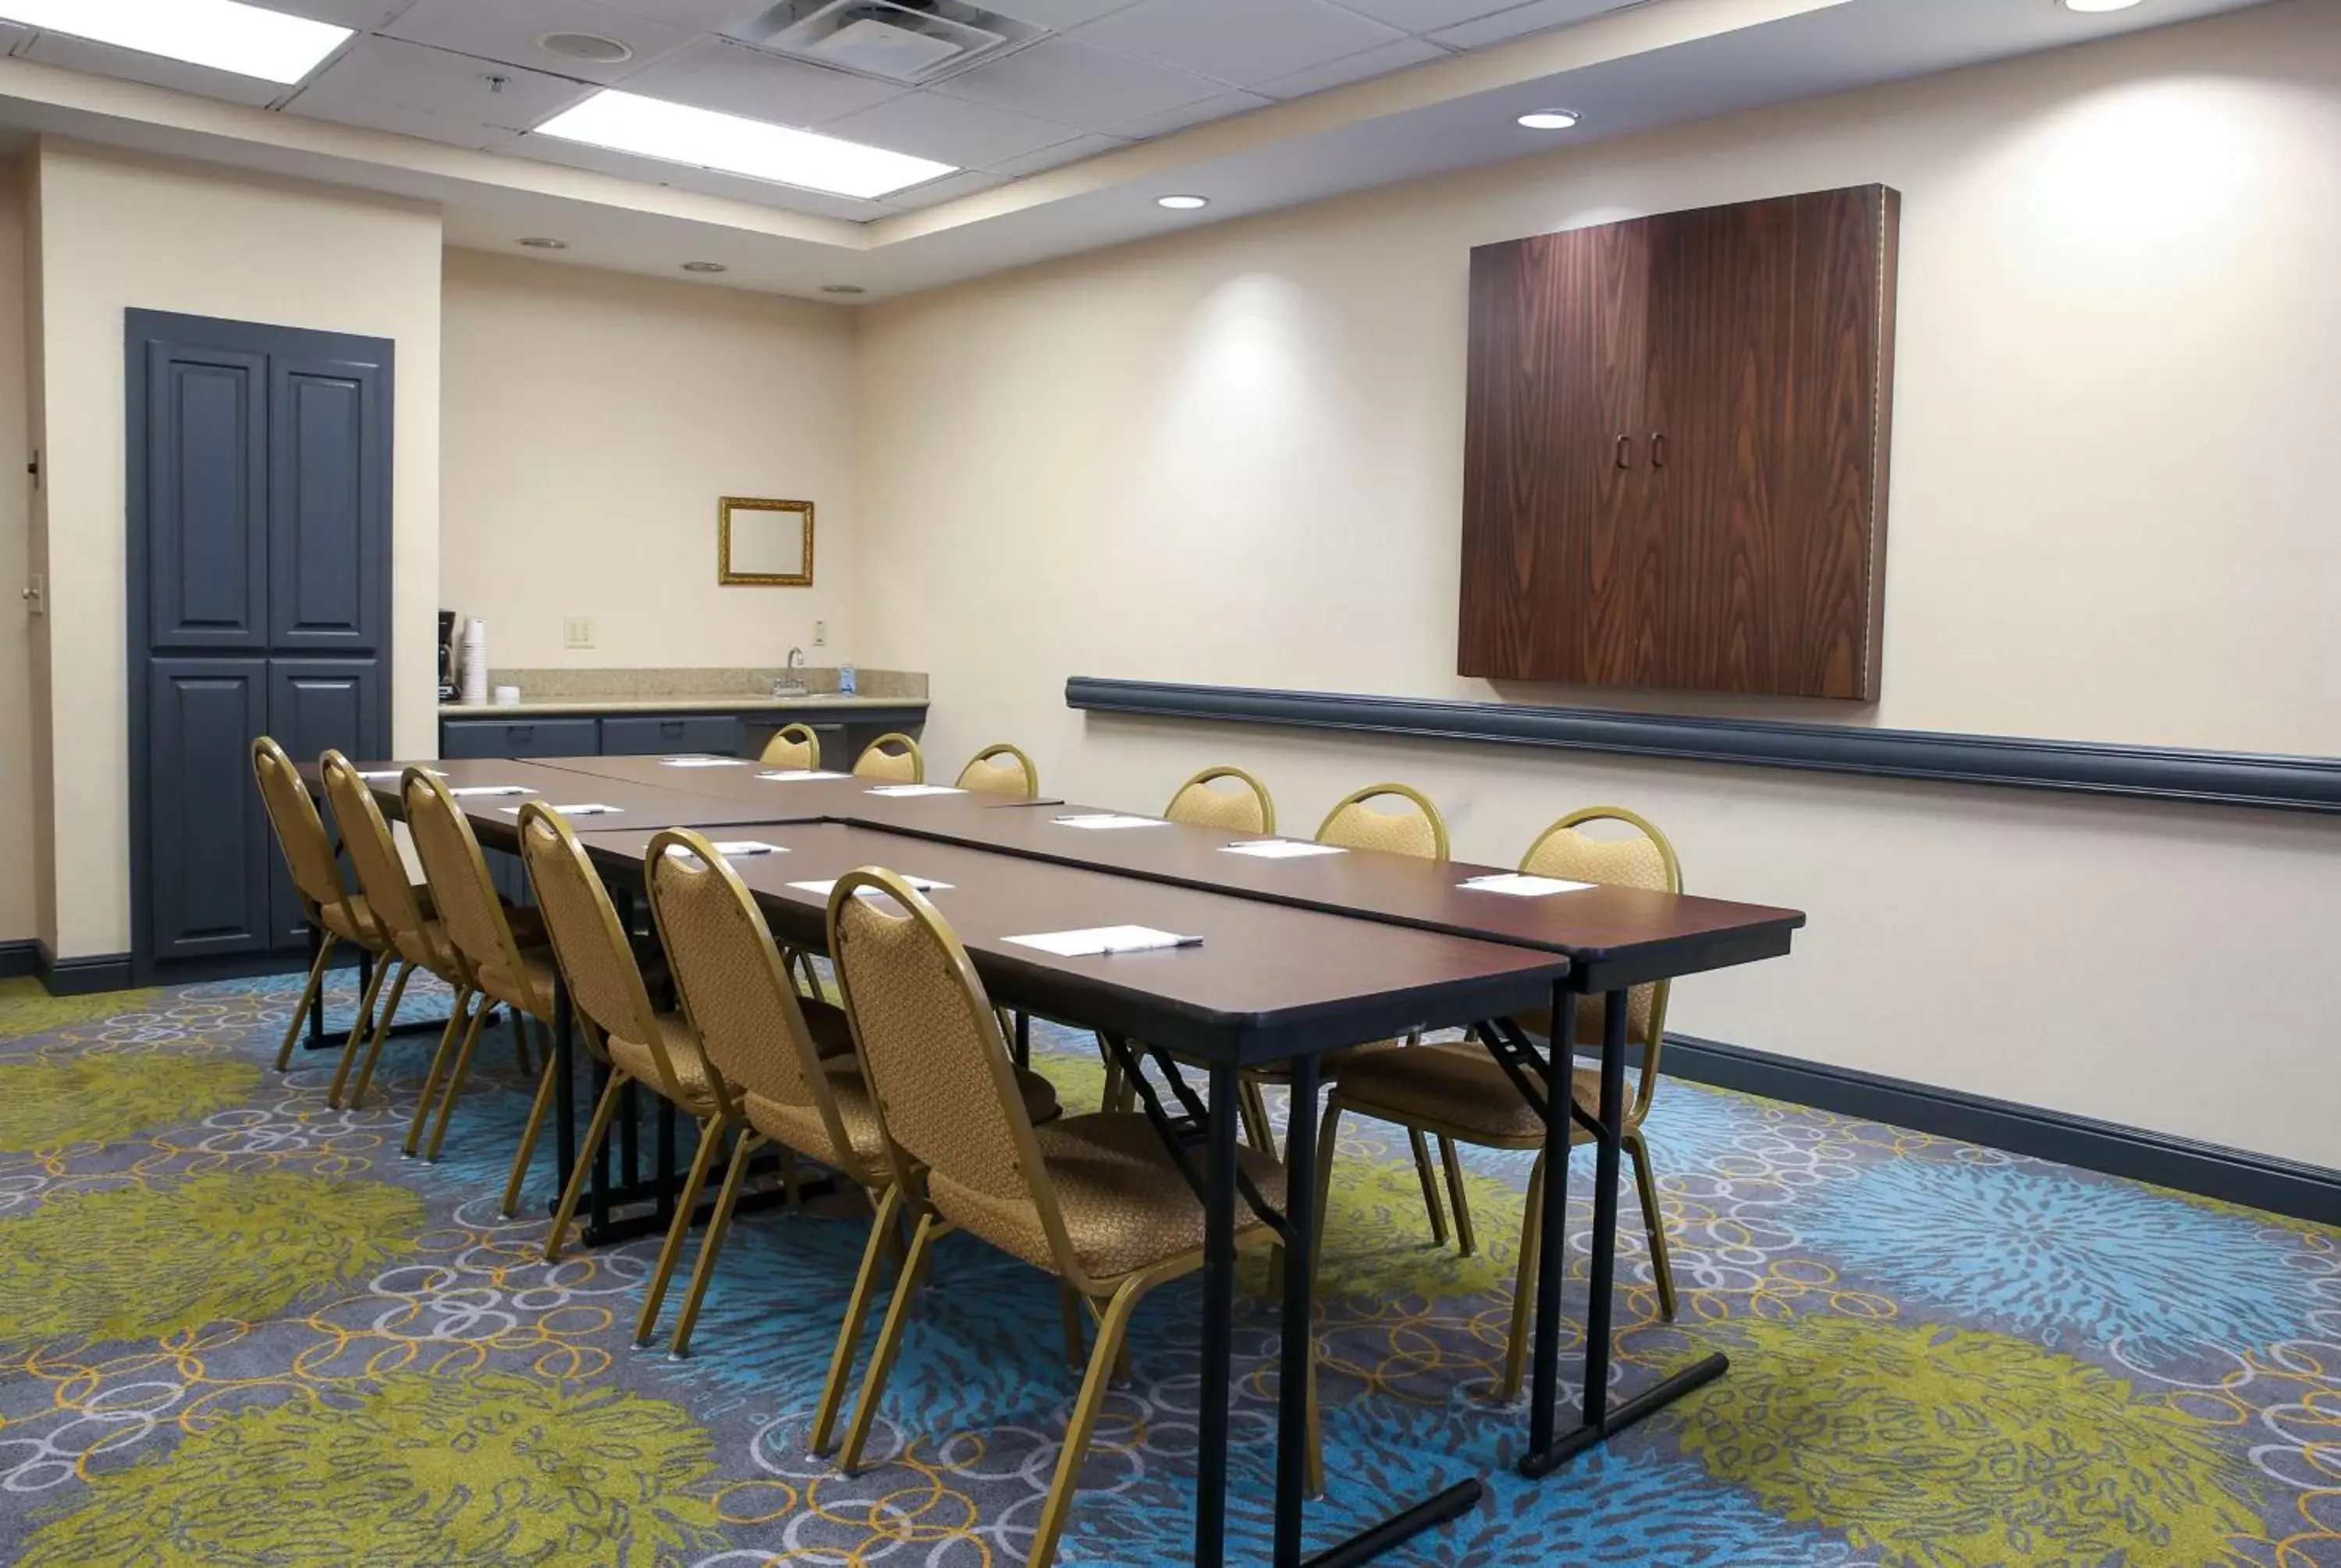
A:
[814, 619, 826, 646]
[564, 616, 596, 649]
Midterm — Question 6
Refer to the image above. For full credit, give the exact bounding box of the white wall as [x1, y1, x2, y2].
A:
[854, 1, 2341, 1169]
[0, 164, 30, 945]
[28, 141, 442, 960]
[439, 249, 857, 672]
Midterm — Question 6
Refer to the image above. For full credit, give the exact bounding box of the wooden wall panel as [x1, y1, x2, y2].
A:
[1458, 184, 1898, 701]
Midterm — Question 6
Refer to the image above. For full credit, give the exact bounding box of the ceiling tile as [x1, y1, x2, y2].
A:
[261, 0, 417, 25]
[1430, 0, 1624, 50]
[979, 0, 1140, 27]
[668, 166, 893, 221]
[880, 169, 1010, 210]
[620, 39, 905, 126]
[1110, 90, 1272, 140]
[932, 37, 1219, 131]
[381, 0, 695, 85]
[820, 90, 1076, 167]
[592, 0, 774, 30]
[286, 94, 516, 150]
[1074, 0, 1405, 88]
[1254, 35, 1445, 97]
[290, 37, 589, 134]
[20, 32, 287, 106]
[982, 130, 1126, 177]
[0, 20, 30, 52]
[1317, 0, 1525, 32]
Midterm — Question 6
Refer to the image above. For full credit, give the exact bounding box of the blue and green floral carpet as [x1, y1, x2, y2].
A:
[0, 970, 2334, 1566]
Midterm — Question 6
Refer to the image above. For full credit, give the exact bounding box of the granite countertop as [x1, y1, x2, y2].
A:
[441, 694, 925, 717]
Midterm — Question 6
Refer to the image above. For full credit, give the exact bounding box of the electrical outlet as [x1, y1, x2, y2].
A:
[813, 620, 827, 647]
[563, 616, 596, 650]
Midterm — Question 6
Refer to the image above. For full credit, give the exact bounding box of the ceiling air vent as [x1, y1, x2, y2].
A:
[727, 1, 1040, 87]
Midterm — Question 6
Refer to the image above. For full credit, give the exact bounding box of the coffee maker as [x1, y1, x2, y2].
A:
[438, 610, 459, 701]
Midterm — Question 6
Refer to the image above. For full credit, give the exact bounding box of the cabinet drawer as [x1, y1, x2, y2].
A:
[440, 716, 600, 759]
[599, 714, 744, 757]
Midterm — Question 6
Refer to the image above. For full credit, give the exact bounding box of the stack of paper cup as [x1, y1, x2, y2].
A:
[460, 618, 488, 705]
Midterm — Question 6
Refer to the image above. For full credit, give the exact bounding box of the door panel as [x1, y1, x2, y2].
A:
[271, 357, 386, 652]
[147, 659, 272, 962]
[267, 662, 382, 948]
[146, 346, 268, 651]
[439, 717, 601, 759]
[600, 715, 744, 757]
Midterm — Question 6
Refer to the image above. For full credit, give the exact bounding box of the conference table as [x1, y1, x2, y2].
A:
[308, 751, 1805, 1568]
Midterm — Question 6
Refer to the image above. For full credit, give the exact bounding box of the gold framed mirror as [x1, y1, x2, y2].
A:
[718, 497, 815, 586]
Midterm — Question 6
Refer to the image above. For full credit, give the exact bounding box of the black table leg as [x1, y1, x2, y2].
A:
[553, 983, 576, 1197]
[1519, 985, 1728, 1478]
[1529, 984, 1577, 1459]
[306, 924, 326, 1046]
[590, 1059, 613, 1241]
[1014, 1010, 1032, 1069]
[655, 1094, 678, 1226]
[619, 1079, 641, 1190]
[1195, 1061, 1241, 1568]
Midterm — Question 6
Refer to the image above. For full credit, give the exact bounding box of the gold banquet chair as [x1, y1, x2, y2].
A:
[318, 750, 543, 1111]
[1314, 807, 1687, 1403]
[954, 742, 1039, 799]
[524, 804, 734, 1348]
[759, 723, 822, 771]
[852, 733, 924, 783]
[250, 736, 401, 1079]
[823, 871, 1316, 1568]
[645, 829, 1060, 1366]
[398, 771, 563, 1205]
[1165, 764, 1276, 835]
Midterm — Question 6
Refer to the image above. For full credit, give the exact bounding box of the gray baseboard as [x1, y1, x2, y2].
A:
[1663, 1033, 2341, 1226]
[0, 940, 37, 981]
[34, 945, 137, 997]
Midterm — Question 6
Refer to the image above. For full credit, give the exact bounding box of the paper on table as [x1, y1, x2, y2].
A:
[1004, 925, 1201, 958]
[709, 841, 787, 857]
[448, 784, 534, 797]
[1220, 839, 1345, 860]
[661, 756, 747, 768]
[787, 876, 951, 899]
[865, 784, 965, 798]
[1053, 813, 1170, 831]
[1458, 873, 1595, 898]
[757, 769, 849, 782]
[498, 802, 620, 817]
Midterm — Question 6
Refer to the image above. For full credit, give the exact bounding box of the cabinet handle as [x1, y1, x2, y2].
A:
[660, 720, 684, 735]
[1650, 433, 1668, 470]
[1614, 435, 1634, 469]
[510, 725, 533, 741]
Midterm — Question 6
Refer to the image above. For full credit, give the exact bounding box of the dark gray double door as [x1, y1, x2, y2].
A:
[128, 311, 394, 978]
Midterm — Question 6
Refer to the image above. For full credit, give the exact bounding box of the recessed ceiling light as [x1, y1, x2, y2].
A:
[2061, 0, 2143, 9]
[821, 284, 868, 295]
[533, 90, 955, 201]
[538, 30, 632, 64]
[681, 261, 727, 273]
[1517, 110, 1581, 130]
[1156, 194, 1209, 211]
[517, 236, 568, 250]
[0, 0, 352, 83]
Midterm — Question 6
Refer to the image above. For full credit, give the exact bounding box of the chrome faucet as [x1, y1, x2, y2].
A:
[773, 647, 808, 699]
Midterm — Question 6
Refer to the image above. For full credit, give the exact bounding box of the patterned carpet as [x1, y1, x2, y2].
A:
[0, 969, 2334, 1566]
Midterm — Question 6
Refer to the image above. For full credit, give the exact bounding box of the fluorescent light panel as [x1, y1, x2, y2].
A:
[535, 90, 956, 201]
[0, 0, 351, 84]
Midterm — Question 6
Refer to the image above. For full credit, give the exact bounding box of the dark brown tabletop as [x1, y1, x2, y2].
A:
[528, 754, 1062, 814]
[577, 821, 1572, 1066]
[300, 757, 829, 846]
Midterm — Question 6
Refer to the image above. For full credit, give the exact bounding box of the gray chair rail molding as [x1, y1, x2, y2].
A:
[1064, 678, 2341, 814]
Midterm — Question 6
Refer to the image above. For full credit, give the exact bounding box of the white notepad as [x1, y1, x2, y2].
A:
[1053, 813, 1170, 832]
[357, 768, 442, 782]
[757, 769, 849, 782]
[1458, 873, 1594, 898]
[709, 841, 787, 857]
[787, 876, 952, 899]
[661, 756, 747, 768]
[865, 784, 965, 798]
[1221, 839, 1346, 860]
[1004, 926, 1202, 958]
[498, 802, 620, 817]
[449, 785, 534, 798]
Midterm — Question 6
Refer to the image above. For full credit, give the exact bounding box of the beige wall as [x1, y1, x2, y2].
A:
[0, 165, 30, 945]
[854, 0, 2341, 1169]
[28, 141, 442, 960]
[439, 250, 856, 672]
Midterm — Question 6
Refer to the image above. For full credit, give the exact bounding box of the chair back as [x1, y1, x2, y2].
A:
[251, 736, 351, 923]
[515, 804, 689, 1102]
[319, 752, 429, 956]
[401, 769, 535, 999]
[647, 828, 852, 1159]
[1522, 806, 1682, 1109]
[1317, 782, 1449, 860]
[828, 871, 1078, 1275]
[853, 733, 925, 783]
[955, 743, 1037, 799]
[760, 724, 822, 770]
[1164, 766, 1274, 835]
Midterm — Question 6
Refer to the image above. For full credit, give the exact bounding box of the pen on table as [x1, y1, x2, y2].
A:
[1099, 935, 1205, 955]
